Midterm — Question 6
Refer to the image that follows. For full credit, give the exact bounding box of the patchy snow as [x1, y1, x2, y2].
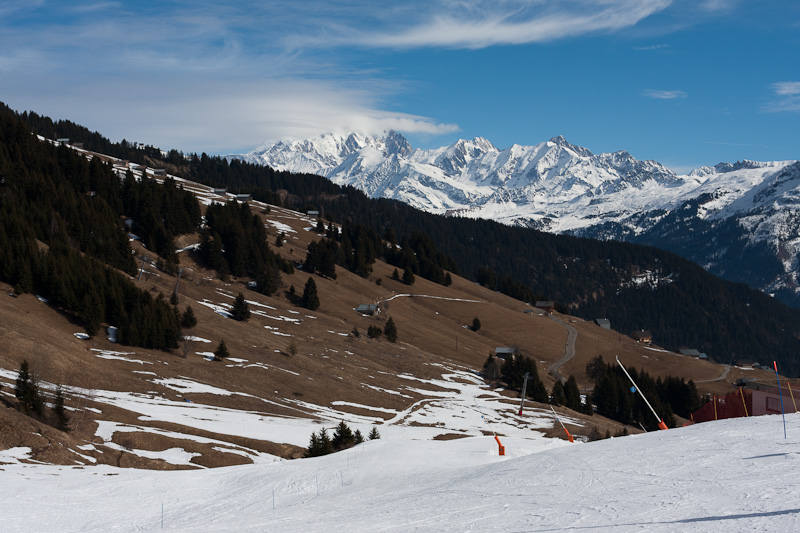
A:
[183, 336, 212, 343]
[266, 220, 297, 234]
[91, 349, 151, 365]
[0, 447, 32, 464]
[150, 377, 237, 396]
[3, 414, 800, 531]
[73, 332, 90, 340]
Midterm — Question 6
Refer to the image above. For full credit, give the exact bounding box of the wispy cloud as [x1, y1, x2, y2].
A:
[643, 89, 687, 99]
[763, 81, 800, 113]
[292, 0, 673, 50]
[699, 0, 739, 13]
[0, 1, 677, 152]
[634, 43, 671, 51]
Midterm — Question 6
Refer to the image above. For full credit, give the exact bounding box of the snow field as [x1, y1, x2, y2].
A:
[3, 414, 800, 532]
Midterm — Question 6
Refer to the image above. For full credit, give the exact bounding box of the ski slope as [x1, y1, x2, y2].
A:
[2, 413, 799, 532]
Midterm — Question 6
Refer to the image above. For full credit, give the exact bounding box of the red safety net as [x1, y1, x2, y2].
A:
[691, 383, 800, 423]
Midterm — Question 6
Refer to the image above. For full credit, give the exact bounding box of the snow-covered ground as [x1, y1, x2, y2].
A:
[2, 409, 799, 531]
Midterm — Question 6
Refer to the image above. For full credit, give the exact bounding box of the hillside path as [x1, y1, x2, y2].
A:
[546, 314, 578, 384]
[696, 364, 731, 383]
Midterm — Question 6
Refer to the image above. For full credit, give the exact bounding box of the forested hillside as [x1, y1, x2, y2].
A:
[8, 102, 800, 375]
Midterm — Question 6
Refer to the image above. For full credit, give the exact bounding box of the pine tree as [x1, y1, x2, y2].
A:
[53, 385, 69, 432]
[384, 317, 398, 343]
[564, 375, 582, 411]
[472, 317, 481, 332]
[551, 381, 565, 406]
[354, 429, 364, 444]
[214, 340, 230, 361]
[14, 360, 43, 417]
[367, 325, 382, 339]
[402, 266, 415, 285]
[392, 268, 400, 281]
[318, 428, 333, 454]
[181, 305, 198, 329]
[332, 420, 355, 451]
[169, 291, 179, 306]
[368, 427, 381, 440]
[230, 292, 251, 321]
[304, 431, 321, 457]
[302, 277, 320, 310]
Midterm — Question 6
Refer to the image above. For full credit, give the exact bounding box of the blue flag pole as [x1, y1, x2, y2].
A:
[774, 361, 787, 439]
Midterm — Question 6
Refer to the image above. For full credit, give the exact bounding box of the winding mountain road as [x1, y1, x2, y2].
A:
[547, 315, 578, 384]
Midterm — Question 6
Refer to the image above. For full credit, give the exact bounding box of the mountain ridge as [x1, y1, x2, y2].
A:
[237, 131, 800, 305]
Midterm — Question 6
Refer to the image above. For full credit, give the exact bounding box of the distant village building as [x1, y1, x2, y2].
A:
[235, 193, 251, 203]
[494, 347, 516, 361]
[355, 304, 380, 316]
[631, 330, 653, 344]
[595, 318, 611, 329]
[535, 301, 555, 313]
[213, 187, 228, 195]
[307, 210, 320, 217]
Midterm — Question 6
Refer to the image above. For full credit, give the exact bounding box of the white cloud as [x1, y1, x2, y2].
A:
[2, 76, 458, 154]
[298, 0, 673, 50]
[634, 43, 671, 51]
[699, 0, 739, 13]
[643, 89, 687, 99]
[763, 81, 800, 113]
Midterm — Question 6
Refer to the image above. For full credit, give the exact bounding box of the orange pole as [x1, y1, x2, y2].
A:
[494, 435, 505, 456]
[740, 388, 748, 417]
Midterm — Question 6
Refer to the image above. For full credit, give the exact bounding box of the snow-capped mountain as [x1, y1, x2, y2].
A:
[237, 131, 800, 306]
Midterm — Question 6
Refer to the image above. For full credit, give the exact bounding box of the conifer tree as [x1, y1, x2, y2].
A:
[564, 375, 582, 412]
[302, 277, 320, 310]
[402, 266, 415, 285]
[368, 427, 381, 440]
[14, 360, 43, 417]
[53, 385, 69, 432]
[305, 431, 321, 458]
[332, 420, 355, 451]
[230, 292, 251, 321]
[214, 340, 230, 361]
[354, 429, 364, 444]
[392, 268, 400, 281]
[318, 428, 333, 454]
[181, 305, 198, 329]
[551, 381, 565, 406]
[384, 317, 398, 343]
[472, 317, 481, 332]
[367, 325, 382, 339]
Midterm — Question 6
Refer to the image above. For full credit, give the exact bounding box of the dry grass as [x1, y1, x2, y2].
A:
[0, 199, 759, 469]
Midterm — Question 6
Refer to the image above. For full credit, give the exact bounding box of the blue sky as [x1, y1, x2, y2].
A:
[0, 0, 797, 171]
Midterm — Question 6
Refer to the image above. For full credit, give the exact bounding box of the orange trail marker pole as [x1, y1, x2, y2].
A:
[550, 405, 574, 442]
[616, 356, 668, 430]
[494, 435, 505, 456]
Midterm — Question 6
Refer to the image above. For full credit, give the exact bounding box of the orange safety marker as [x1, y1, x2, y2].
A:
[494, 435, 505, 456]
[550, 405, 575, 443]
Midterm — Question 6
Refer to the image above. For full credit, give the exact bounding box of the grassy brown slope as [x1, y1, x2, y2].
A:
[0, 191, 762, 469]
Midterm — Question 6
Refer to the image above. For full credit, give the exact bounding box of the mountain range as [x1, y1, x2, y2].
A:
[238, 132, 800, 306]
